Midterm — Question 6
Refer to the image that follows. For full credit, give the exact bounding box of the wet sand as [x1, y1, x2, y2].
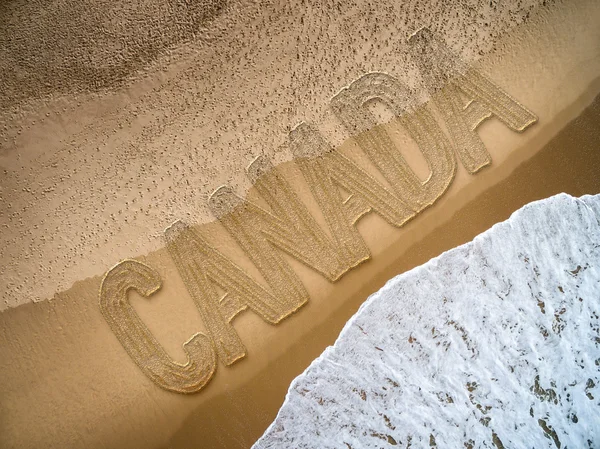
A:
[166, 87, 600, 448]
[2, 85, 600, 448]
[1, 1, 600, 449]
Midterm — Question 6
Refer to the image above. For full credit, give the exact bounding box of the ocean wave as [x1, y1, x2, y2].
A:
[254, 193, 600, 449]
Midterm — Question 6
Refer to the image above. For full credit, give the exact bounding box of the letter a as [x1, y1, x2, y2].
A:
[165, 221, 302, 366]
[408, 27, 538, 173]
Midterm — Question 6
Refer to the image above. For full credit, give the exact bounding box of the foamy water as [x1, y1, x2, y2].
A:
[254, 193, 600, 448]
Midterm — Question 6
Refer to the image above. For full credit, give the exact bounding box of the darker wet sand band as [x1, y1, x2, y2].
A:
[165, 87, 600, 448]
[2, 87, 600, 449]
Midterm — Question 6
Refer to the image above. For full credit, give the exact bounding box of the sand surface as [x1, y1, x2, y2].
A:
[0, 0, 553, 310]
[1, 0, 600, 448]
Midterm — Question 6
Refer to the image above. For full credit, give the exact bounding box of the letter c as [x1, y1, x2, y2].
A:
[99, 259, 217, 394]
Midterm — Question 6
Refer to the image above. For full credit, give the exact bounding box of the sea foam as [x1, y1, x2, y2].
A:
[254, 193, 600, 449]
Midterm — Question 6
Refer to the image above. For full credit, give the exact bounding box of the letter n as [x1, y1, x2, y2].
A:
[289, 122, 416, 250]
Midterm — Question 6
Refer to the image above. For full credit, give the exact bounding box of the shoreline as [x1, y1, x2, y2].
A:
[2, 84, 600, 449]
[164, 87, 600, 449]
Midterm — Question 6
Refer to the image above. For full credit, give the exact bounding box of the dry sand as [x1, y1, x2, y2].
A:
[1, 0, 600, 448]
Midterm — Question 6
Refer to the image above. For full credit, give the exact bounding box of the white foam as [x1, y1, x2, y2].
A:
[254, 193, 600, 448]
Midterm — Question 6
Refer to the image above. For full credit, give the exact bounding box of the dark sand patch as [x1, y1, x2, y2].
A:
[0, 0, 226, 109]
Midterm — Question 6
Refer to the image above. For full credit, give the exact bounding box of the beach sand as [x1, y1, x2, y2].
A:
[1, 1, 600, 448]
